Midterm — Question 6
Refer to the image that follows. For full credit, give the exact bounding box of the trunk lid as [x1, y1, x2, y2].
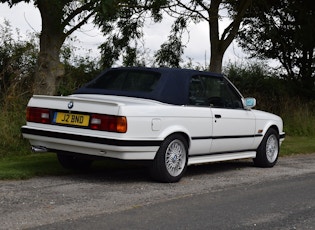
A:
[28, 95, 124, 115]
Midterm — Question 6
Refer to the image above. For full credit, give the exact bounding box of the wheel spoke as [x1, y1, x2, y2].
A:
[165, 140, 186, 177]
[266, 135, 278, 163]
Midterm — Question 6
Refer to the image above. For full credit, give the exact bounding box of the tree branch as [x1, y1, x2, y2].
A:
[220, 0, 252, 50]
[61, 1, 96, 28]
[64, 11, 95, 37]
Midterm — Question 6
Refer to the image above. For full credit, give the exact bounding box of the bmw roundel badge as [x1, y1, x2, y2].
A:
[68, 101, 74, 109]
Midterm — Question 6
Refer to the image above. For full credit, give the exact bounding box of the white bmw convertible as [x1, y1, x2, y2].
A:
[22, 67, 285, 182]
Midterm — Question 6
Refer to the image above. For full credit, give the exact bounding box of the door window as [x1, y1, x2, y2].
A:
[189, 75, 243, 109]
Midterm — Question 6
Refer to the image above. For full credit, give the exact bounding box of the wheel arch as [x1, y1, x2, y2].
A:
[164, 132, 191, 149]
[150, 131, 190, 182]
[265, 124, 280, 138]
[158, 126, 191, 149]
[254, 125, 280, 167]
[257, 124, 280, 148]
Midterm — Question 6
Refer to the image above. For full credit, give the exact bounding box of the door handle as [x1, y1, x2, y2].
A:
[215, 114, 221, 118]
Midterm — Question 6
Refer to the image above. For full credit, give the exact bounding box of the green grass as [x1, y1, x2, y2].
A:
[0, 152, 139, 180]
[0, 153, 72, 180]
[0, 136, 314, 180]
[281, 136, 315, 155]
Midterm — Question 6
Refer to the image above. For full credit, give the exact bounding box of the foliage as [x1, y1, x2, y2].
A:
[1, 0, 266, 87]
[95, 0, 255, 71]
[281, 136, 315, 155]
[96, 0, 167, 68]
[0, 101, 29, 157]
[152, 0, 253, 72]
[280, 100, 315, 136]
[0, 20, 38, 102]
[224, 62, 287, 110]
[58, 56, 100, 96]
[1, 0, 105, 95]
[0, 21, 37, 157]
[224, 62, 315, 136]
[154, 17, 186, 67]
[0, 23, 102, 158]
[58, 42, 101, 95]
[2, 0, 161, 95]
[0, 15, 314, 162]
[238, 0, 315, 98]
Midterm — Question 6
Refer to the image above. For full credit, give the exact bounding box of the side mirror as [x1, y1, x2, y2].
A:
[243, 97, 256, 109]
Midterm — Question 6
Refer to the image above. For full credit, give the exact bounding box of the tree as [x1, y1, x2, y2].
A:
[0, 20, 38, 102]
[95, 0, 167, 68]
[237, 0, 315, 98]
[154, 17, 186, 67]
[1, 0, 168, 95]
[96, 0, 255, 72]
[1, 0, 102, 95]
[2, 0, 150, 95]
[155, 0, 252, 73]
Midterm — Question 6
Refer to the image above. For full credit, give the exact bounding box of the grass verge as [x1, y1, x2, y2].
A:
[0, 153, 72, 180]
[0, 152, 139, 180]
[0, 136, 314, 180]
[280, 136, 315, 155]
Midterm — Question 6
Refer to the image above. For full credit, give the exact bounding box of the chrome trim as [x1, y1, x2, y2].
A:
[31, 146, 48, 153]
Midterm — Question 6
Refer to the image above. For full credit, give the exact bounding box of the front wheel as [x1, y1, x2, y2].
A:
[150, 134, 188, 183]
[254, 128, 279, 167]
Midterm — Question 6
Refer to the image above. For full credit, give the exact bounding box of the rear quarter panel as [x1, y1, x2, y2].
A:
[119, 104, 213, 155]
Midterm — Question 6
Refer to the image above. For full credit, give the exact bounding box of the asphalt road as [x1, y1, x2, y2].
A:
[0, 153, 314, 230]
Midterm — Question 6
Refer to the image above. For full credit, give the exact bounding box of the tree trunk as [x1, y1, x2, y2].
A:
[33, 0, 66, 95]
[209, 46, 224, 73]
[208, 0, 252, 73]
[33, 39, 65, 95]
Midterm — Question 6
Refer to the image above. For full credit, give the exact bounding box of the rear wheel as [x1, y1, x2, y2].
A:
[57, 152, 93, 170]
[150, 134, 188, 183]
[254, 128, 279, 167]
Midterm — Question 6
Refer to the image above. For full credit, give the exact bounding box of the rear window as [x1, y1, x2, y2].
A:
[86, 69, 161, 92]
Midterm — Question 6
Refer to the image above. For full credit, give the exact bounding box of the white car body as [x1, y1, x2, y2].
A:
[21, 67, 285, 182]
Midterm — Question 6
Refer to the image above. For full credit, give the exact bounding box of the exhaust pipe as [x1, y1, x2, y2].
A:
[31, 146, 48, 153]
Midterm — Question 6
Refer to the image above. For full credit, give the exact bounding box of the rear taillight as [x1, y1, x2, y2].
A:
[26, 107, 127, 133]
[26, 107, 50, 124]
[90, 114, 127, 133]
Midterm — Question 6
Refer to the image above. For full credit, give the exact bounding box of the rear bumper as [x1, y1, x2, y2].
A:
[21, 126, 161, 160]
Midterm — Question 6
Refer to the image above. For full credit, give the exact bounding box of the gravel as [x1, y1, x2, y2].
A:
[0, 153, 314, 229]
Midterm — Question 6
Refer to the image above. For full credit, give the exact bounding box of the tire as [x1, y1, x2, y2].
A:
[254, 128, 279, 168]
[57, 152, 92, 170]
[150, 134, 188, 183]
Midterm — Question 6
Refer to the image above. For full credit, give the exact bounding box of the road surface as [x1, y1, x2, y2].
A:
[0, 153, 314, 229]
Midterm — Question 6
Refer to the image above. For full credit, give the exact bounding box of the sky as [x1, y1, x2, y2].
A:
[0, 2, 251, 68]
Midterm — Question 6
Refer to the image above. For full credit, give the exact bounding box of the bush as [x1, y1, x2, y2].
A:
[0, 21, 38, 157]
[0, 97, 30, 157]
[0, 21, 37, 102]
[0, 23, 102, 158]
[280, 98, 315, 136]
[224, 62, 315, 136]
[58, 56, 101, 96]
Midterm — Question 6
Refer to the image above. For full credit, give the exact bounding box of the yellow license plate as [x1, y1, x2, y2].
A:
[54, 112, 90, 127]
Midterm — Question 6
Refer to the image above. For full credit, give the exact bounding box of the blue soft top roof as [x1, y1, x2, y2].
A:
[75, 67, 223, 105]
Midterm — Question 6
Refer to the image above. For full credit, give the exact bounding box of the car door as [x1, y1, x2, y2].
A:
[208, 77, 256, 153]
[188, 75, 214, 155]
